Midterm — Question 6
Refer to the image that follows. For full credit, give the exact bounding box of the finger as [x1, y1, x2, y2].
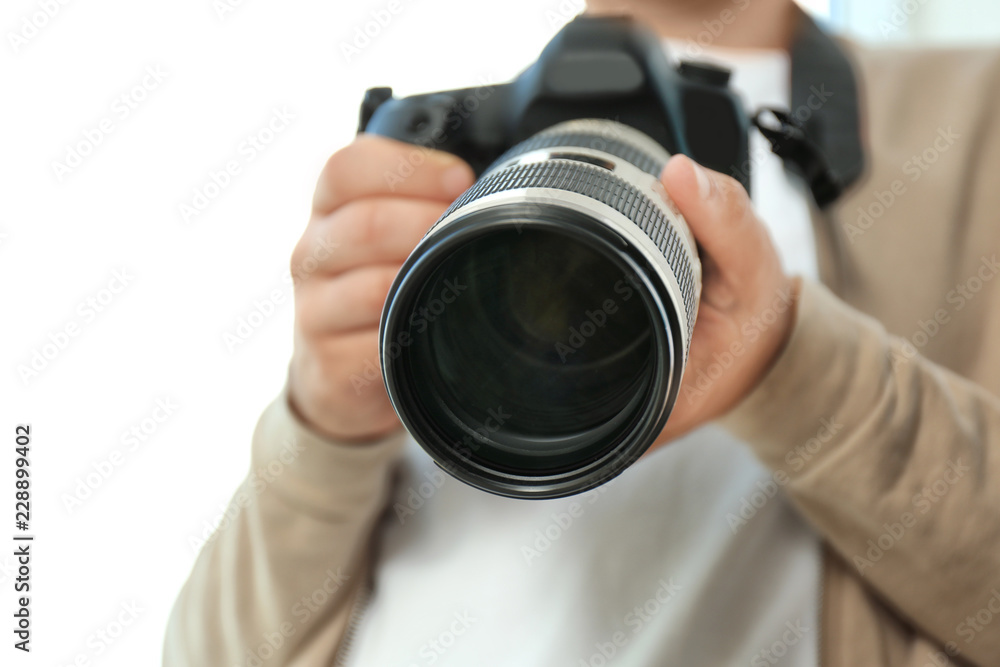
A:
[320, 328, 385, 399]
[312, 134, 475, 216]
[295, 265, 400, 334]
[661, 154, 762, 278]
[294, 330, 400, 435]
[292, 197, 448, 280]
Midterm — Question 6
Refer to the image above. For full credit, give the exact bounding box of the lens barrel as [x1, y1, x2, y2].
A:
[380, 119, 701, 499]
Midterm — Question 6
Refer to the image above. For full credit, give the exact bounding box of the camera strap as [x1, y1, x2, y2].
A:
[762, 11, 866, 209]
[752, 108, 844, 208]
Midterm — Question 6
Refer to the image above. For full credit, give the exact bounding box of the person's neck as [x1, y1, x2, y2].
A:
[584, 0, 800, 51]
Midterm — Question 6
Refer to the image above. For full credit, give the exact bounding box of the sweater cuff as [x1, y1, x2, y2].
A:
[250, 386, 409, 512]
[717, 279, 886, 471]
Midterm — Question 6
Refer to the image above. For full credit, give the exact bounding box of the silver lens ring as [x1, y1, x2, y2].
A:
[381, 119, 701, 499]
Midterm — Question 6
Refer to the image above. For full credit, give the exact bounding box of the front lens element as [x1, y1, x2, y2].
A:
[406, 225, 654, 474]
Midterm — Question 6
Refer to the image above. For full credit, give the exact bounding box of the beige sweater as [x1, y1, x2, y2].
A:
[164, 40, 1000, 667]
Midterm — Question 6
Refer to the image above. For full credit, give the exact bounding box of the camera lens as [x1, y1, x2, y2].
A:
[380, 120, 701, 499]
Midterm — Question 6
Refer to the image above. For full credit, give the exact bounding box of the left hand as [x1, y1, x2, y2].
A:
[649, 155, 799, 450]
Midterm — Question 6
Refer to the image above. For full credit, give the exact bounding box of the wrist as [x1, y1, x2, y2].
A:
[285, 385, 401, 445]
[759, 275, 801, 385]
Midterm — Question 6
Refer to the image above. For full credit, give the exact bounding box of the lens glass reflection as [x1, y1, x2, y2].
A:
[405, 226, 654, 473]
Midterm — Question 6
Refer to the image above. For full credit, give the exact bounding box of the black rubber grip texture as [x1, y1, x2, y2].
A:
[441, 158, 697, 344]
[484, 131, 666, 177]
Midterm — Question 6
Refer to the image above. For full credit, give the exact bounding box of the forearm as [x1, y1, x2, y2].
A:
[163, 387, 406, 666]
[719, 279, 1000, 665]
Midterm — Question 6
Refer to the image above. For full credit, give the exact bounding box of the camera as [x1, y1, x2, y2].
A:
[358, 15, 752, 499]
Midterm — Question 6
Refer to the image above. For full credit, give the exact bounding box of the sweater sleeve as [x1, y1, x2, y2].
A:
[162, 386, 407, 666]
[718, 279, 1000, 666]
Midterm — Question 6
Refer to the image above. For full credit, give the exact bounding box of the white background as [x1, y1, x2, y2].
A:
[0, 0, 995, 664]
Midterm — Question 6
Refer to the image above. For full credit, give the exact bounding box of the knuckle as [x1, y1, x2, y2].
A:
[377, 267, 399, 304]
[336, 199, 382, 249]
[717, 175, 751, 222]
[317, 138, 379, 210]
[322, 142, 359, 184]
[367, 198, 396, 240]
[293, 293, 319, 333]
[290, 235, 309, 276]
[290, 231, 322, 286]
[358, 270, 394, 316]
[357, 199, 386, 247]
[317, 151, 350, 206]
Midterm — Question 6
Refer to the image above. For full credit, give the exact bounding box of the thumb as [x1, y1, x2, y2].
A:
[660, 154, 761, 279]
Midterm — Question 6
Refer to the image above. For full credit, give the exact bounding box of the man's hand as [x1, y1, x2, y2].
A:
[287, 135, 474, 442]
[652, 154, 799, 448]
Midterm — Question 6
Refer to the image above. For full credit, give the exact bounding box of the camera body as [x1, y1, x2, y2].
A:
[358, 15, 755, 499]
[359, 14, 751, 190]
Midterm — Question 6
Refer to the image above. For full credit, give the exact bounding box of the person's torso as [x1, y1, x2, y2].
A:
[341, 45, 828, 667]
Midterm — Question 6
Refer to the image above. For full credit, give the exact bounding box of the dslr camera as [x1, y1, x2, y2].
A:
[358, 15, 752, 499]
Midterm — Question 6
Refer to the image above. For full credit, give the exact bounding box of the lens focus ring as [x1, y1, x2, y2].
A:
[439, 155, 698, 345]
[483, 129, 666, 177]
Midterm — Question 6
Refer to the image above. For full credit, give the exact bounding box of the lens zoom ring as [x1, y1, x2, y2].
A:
[485, 132, 666, 177]
[442, 159, 696, 343]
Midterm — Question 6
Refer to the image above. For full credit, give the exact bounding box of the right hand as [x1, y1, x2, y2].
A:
[287, 134, 475, 442]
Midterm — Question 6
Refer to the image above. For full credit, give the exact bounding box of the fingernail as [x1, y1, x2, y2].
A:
[691, 159, 712, 201]
[442, 164, 474, 198]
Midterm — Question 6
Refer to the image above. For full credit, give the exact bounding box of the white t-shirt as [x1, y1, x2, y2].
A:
[344, 44, 821, 667]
